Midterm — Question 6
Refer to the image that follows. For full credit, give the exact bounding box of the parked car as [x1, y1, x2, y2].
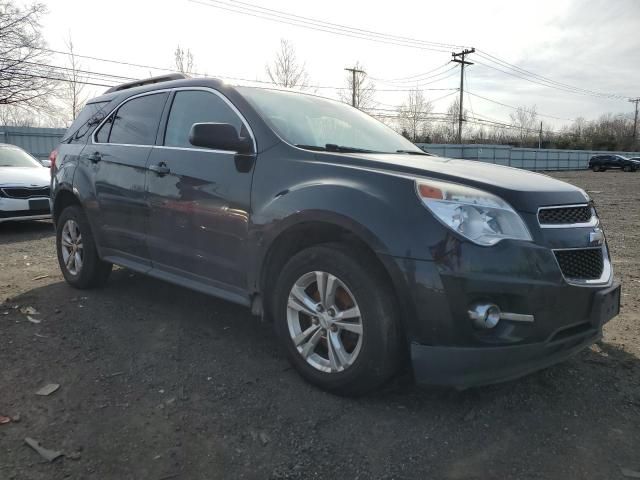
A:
[589, 154, 639, 172]
[0, 143, 51, 223]
[50, 75, 621, 395]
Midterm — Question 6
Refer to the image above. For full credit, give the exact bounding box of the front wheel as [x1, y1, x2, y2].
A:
[273, 243, 402, 396]
[591, 165, 599, 172]
[623, 165, 632, 172]
[56, 205, 112, 289]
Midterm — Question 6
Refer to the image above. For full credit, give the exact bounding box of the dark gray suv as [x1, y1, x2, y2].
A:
[50, 74, 621, 395]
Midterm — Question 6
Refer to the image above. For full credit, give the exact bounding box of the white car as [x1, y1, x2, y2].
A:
[0, 143, 51, 223]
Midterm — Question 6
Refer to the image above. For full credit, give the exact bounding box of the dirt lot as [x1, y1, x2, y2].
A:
[0, 170, 639, 480]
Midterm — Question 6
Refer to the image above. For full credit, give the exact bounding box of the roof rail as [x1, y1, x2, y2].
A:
[104, 73, 190, 94]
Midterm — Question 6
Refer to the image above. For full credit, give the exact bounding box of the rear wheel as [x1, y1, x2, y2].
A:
[623, 165, 632, 172]
[56, 205, 112, 289]
[273, 243, 401, 396]
[591, 165, 600, 172]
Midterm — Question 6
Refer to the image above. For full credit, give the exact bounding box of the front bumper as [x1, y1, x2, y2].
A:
[382, 239, 620, 388]
[411, 280, 619, 387]
[0, 197, 51, 223]
[412, 325, 600, 388]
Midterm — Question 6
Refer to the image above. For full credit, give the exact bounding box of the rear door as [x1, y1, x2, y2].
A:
[85, 91, 169, 265]
[145, 88, 255, 294]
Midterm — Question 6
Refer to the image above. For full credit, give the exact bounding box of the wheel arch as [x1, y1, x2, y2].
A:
[52, 188, 81, 226]
[256, 213, 416, 343]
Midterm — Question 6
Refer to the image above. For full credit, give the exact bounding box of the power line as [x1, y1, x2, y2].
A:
[188, 0, 635, 102]
[474, 57, 629, 101]
[373, 65, 459, 87]
[371, 62, 453, 83]
[466, 91, 573, 121]
[476, 50, 631, 101]
[188, 0, 463, 53]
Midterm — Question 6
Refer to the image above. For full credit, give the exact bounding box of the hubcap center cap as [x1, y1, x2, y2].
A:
[317, 313, 332, 329]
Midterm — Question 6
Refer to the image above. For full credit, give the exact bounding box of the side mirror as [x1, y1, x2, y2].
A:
[188, 122, 253, 154]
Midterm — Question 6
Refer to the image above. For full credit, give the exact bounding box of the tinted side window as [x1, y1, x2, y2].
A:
[107, 93, 168, 145]
[164, 90, 244, 148]
[95, 116, 112, 143]
[65, 101, 111, 144]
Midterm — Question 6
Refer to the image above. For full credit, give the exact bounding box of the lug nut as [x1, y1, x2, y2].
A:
[327, 307, 336, 317]
[316, 305, 324, 313]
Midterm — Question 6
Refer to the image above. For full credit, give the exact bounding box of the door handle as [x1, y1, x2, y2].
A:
[148, 162, 170, 176]
[87, 151, 102, 163]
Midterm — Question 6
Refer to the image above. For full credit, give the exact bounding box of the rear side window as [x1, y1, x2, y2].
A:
[97, 93, 168, 145]
[64, 101, 110, 143]
[164, 90, 245, 148]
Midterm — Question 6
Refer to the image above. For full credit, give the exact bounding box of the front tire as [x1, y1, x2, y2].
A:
[273, 243, 401, 396]
[56, 205, 112, 289]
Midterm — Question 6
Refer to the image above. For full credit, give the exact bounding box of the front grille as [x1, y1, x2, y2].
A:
[0, 187, 50, 199]
[554, 248, 604, 280]
[538, 205, 592, 225]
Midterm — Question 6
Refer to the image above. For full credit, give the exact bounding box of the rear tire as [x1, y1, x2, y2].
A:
[623, 165, 632, 172]
[272, 243, 401, 396]
[56, 205, 112, 289]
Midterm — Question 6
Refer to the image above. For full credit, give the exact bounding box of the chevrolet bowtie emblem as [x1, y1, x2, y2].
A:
[589, 228, 604, 246]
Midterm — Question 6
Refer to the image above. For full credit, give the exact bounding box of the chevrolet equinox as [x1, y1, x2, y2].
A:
[50, 74, 621, 395]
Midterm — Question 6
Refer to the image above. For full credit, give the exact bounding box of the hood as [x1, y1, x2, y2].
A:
[0, 166, 50, 187]
[329, 153, 588, 213]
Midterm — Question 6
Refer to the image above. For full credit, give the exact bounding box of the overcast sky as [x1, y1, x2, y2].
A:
[40, 0, 640, 129]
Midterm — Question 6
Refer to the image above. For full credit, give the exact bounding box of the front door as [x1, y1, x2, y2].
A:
[146, 89, 255, 293]
[86, 92, 169, 265]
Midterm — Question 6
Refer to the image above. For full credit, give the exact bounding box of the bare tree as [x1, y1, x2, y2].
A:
[509, 105, 538, 145]
[174, 45, 195, 74]
[338, 62, 375, 111]
[0, 103, 35, 126]
[0, 1, 56, 108]
[265, 39, 310, 89]
[59, 33, 86, 123]
[397, 88, 433, 142]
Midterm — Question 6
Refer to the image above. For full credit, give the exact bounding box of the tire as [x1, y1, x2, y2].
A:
[623, 165, 632, 172]
[591, 165, 599, 172]
[272, 243, 401, 396]
[56, 205, 112, 289]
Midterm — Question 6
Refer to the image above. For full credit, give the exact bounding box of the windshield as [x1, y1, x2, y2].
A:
[237, 87, 423, 154]
[0, 145, 42, 167]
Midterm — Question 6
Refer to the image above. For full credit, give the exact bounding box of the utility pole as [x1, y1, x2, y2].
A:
[345, 66, 365, 108]
[451, 48, 475, 144]
[539, 121, 543, 149]
[630, 98, 640, 146]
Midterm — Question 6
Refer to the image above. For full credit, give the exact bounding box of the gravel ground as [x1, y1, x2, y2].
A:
[0, 170, 639, 480]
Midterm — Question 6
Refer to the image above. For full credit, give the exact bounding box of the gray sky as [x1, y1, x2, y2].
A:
[40, 0, 640, 129]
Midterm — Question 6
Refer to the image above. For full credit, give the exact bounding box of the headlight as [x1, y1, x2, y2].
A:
[415, 179, 532, 246]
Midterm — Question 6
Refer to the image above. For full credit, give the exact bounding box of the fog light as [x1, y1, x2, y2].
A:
[468, 303, 501, 329]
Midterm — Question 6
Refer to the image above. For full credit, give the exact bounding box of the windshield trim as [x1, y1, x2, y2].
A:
[236, 86, 425, 156]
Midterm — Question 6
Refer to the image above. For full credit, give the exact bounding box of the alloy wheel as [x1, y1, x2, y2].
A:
[61, 219, 84, 275]
[286, 271, 363, 373]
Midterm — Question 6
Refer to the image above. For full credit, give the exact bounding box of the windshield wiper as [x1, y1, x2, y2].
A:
[295, 144, 327, 151]
[396, 149, 432, 156]
[325, 144, 379, 153]
[295, 143, 381, 154]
